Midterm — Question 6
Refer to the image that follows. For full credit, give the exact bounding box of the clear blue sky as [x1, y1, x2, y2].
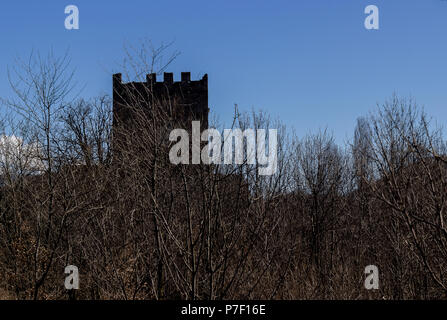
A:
[0, 0, 446, 143]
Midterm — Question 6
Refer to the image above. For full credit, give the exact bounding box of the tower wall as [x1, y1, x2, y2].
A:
[112, 72, 209, 131]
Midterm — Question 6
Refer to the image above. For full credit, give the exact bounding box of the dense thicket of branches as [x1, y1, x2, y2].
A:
[0, 48, 446, 300]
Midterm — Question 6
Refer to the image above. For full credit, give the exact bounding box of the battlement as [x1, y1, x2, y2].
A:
[112, 71, 209, 136]
[113, 72, 207, 87]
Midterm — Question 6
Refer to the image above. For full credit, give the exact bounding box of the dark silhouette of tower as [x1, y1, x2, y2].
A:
[112, 72, 209, 133]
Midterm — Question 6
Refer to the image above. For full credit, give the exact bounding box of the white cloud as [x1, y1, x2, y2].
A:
[0, 135, 45, 176]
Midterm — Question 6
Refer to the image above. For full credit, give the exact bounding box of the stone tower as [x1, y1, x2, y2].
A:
[112, 72, 209, 132]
